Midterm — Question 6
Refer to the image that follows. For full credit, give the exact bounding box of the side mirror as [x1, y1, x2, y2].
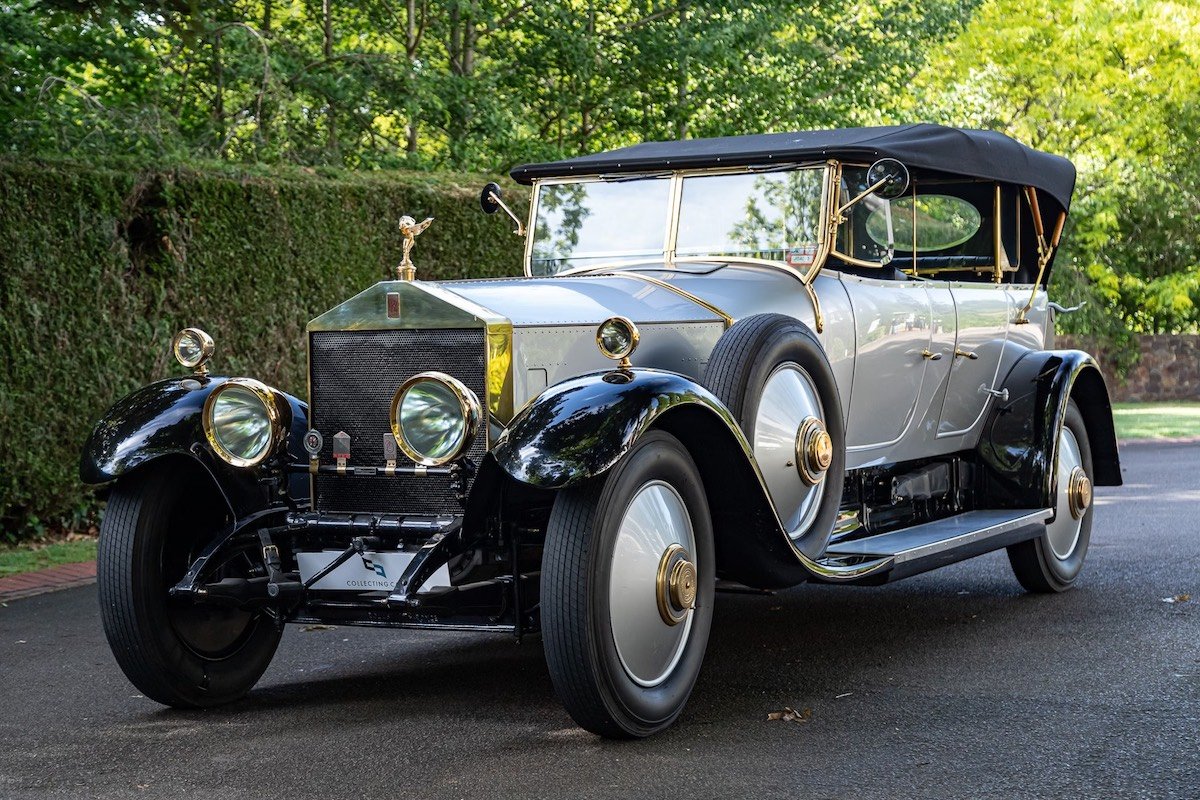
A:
[866, 158, 910, 200]
[838, 158, 911, 217]
[480, 181, 503, 214]
[480, 182, 525, 237]
[831, 158, 910, 271]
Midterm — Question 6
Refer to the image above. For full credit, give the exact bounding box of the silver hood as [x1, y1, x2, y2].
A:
[307, 274, 727, 424]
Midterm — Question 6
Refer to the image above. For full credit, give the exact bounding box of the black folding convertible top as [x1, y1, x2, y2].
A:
[511, 123, 1076, 212]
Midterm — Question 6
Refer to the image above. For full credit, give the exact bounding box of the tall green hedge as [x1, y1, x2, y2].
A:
[0, 158, 526, 539]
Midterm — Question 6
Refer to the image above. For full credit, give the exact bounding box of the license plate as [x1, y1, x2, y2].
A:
[295, 550, 451, 593]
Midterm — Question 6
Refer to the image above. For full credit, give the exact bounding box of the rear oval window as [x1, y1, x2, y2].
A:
[866, 195, 981, 252]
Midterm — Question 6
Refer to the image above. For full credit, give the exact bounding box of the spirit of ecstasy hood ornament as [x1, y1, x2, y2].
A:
[396, 215, 434, 280]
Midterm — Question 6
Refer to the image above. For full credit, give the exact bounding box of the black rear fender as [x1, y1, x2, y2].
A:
[977, 350, 1122, 510]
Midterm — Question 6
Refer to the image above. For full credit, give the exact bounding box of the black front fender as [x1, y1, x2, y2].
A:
[491, 368, 743, 489]
[490, 368, 889, 589]
[978, 349, 1122, 511]
[80, 376, 310, 516]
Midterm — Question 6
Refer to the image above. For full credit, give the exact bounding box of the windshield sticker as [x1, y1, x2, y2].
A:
[786, 245, 818, 267]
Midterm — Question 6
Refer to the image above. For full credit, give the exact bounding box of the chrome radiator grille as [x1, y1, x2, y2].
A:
[309, 328, 488, 515]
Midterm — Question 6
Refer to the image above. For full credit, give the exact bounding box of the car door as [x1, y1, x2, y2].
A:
[841, 272, 934, 450]
[937, 283, 1011, 436]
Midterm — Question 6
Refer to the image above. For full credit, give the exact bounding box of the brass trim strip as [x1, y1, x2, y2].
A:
[828, 249, 890, 270]
[615, 272, 734, 328]
[993, 183, 1004, 284]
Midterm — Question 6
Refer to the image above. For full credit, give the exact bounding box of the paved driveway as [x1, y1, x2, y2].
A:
[1, 443, 1197, 799]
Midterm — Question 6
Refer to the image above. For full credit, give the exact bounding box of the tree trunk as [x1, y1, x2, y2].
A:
[213, 28, 225, 156]
[258, 0, 273, 154]
[323, 0, 337, 155]
[405, 0, 420, 154]
[676, 2, 688, 140]
[447, 4, 477, 165]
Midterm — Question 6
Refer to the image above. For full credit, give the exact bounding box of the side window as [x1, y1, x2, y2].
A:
[837, 167, 999, 280]
[865, 196, 981, 253]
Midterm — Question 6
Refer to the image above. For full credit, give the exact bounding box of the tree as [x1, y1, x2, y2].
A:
[908, 0, 1200, 340]
[1, 0, 977, 169]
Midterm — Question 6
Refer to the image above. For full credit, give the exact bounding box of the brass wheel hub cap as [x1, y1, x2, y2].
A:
[796, 416, 833, 486]
[1068, 466, 1092, 520]
[656, 544, 696, 626]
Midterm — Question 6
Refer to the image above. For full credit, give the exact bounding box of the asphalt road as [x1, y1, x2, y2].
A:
[2, 442, 1197, 800]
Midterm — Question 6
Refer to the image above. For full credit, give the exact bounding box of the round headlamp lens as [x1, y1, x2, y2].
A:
[205, 382, 279, 467]
[596, 316, 639, 361]
[172, 327, 214, 370]
[392, 373, 480, 466]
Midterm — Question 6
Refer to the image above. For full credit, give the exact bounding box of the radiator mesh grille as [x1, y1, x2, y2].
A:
[309, 328, 487, 514]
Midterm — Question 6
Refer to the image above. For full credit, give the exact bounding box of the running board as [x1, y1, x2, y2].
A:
[821, 508, 1051, 583]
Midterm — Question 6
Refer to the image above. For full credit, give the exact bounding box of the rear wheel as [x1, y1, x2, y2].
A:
[704, 313, 844, 559]
[541, 431, 714, 738]
[97, 461, 281, 707]
[1007, 400, 1095, 593]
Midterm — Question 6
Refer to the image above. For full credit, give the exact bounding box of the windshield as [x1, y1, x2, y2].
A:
[676, 168, 824, 267]
[530, 178, 671, 276]
[529, 166, 826, 276]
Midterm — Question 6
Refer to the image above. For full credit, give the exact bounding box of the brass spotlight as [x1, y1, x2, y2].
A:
[172, 328, 215, 376]
[596, 316, 640, 368]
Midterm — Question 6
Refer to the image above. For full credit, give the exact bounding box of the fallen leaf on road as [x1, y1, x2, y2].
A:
[766, 707, 812, 723]
[1161, 594, 1191, 604]
[300, 624, 337, 632]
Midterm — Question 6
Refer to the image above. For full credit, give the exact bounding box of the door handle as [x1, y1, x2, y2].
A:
[921, 350, 943, 361]
[979, 384, 1009, 402]
[955, 349, 979, 360]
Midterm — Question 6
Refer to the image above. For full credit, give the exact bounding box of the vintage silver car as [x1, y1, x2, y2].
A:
[82, 124, 1120, 738]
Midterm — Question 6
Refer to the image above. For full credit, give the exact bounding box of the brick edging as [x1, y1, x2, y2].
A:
[0, 561, 96, 603]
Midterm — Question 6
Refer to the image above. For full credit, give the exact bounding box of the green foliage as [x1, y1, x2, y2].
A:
[0, 157, 525, 537]
[2, 0, 977, 170]
[911, 0, 1200, 343]
[1111, 402, 1200, 442]
[0, 537, 98, 577]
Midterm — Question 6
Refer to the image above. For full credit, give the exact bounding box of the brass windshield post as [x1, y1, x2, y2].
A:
[1014, 186, 1064, 324]
[993, 184, 1004, 284]
[797, 161, 843, 335]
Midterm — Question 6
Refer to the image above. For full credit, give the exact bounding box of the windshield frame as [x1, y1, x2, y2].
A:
[523, 161, 836, 283]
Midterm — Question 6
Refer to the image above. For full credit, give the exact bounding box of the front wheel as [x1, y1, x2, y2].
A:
[97, 461, 281, 707]
[541, 430, 714, 738]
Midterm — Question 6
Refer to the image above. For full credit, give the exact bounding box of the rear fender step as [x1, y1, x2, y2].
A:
[820, 509, 1051, 584]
